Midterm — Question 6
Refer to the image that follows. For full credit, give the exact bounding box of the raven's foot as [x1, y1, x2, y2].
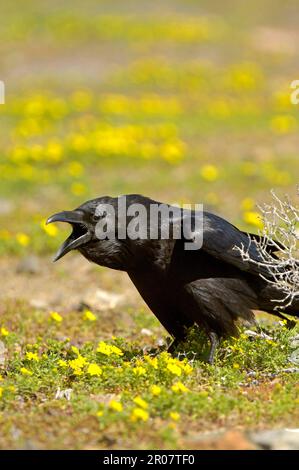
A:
[207, 332, 219, 364]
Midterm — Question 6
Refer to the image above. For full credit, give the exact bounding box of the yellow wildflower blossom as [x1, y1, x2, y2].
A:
[182, 363, 193, 374]
[169, 411, 180, 421]
[133, 366, 146, 376]
[243, 211, 263, 229]
[109, 400, 123, 412]
[57, 360, 68, 368]
[87, 363, 102, 376]
[50, 311, 63, 323]
[0, 387, 2, 398]
[167, 363, 182, 376]
[25, 352, 39, 361]
[1, 327, 9, 337]
[131, 408, 149, 422]
[69, 355, 87, 375]
[171, 381, 189, 393]
[71, 182, 86, 196]
[20, 367, 33, 376]
[68, 161, 84, 177]
[200, 165, 219, 182]
[83, 310, 97, 322]
[97, 341, 123, 357]
[71, 345, 80, 355]
[144, 356, 158, 369]
[150, 385, 161, 396]
[41, 219, 58, 237]
[133, 396, 148, 409]
[16, 233, 30, 247]
[270, 115, 296, 134]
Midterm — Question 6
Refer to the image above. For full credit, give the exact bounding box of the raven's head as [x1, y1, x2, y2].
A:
[47, 196, 117, 262]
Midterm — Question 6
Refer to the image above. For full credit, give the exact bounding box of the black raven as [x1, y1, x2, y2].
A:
[47, 194, 298, 362]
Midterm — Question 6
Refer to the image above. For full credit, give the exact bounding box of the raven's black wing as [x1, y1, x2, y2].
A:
[185, 212, 272, 278]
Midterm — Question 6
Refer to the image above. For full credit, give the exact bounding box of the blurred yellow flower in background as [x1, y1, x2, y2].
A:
[16, 233, 30, 247]
[131, 408, 149, 422]
[109, 400, 123, 412]
[49, 311, 63, 323]
[200, 164, 219, 182]
[243, 211, 263, 229]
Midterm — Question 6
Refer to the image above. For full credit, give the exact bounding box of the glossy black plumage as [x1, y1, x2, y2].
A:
[47, 194, 299, 361]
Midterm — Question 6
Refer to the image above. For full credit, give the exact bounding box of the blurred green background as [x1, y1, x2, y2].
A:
[0, 0, 298, 256]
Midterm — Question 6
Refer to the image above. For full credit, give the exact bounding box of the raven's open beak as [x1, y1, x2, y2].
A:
[46, 210, 92, 262]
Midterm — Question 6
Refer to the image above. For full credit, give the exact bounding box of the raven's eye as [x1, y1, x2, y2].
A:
[93, 211, 105, 222]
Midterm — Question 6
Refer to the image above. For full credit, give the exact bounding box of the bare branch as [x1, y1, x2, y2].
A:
[236, 189, 299, 310]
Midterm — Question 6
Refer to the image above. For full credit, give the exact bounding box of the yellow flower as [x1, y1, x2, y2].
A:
[133, 396, 148, 409]
[0, 375, 3, 381]
[20, 367, 33, 376]
[1, 327, 9, 337]
[243, 211, 263, 229]
[169, 411, 180, 421]
[150, 385, 161, 396]
[109, 400, 123, 412]
[25, 352, 39, 361]
[241, 198, 255, 211]
[131, 408, 149, 422]
[57, 359, 68, 368]
[171, 381, 189, 393]
[160, 141, 185, 164]
[97, 341, 123, 357]
[167, 363, 182, 376]
[144, 356, 158, 369]
[200, 165, 219, 182]
[0, 387, 2, 398]
[16, 233, 30, 247]
[96, 410, 104, 417]
[182, 363, 193, 374]
[50, 311, 63, 323]
[133, 366, 146, 376]
[87, 363, 102, 376]
[83, 310, 97, 322]
[69, 355, 87, 374]
[71, 182, 86, 196]
[270, 115, 296, 134]
[233, 363, 240, 369]
[41, 219, 58, 237]
[71, 345, 80, 355]
[68, 161, 84, 177]
[46, 140, 63, 162]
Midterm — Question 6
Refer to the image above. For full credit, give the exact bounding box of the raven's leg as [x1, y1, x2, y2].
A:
[207, 332, 219, 364]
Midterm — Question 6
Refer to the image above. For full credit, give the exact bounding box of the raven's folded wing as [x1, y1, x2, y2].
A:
[184, 212, 272, 278]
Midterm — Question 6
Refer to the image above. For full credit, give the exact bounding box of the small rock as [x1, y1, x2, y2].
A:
[0, 340, 7, 366]
[288, 350, 299, 365]
[290, 334, 299, 348]
[184, 430, 255, 450]
[29, 298, 49, 309]
[79, 288, 124, 311]
[249, 429, 299, 450]
[55, 388, 73, 401]
[17, 256, 41, 275]
[0, 198, 14, 215]
[141, 328, 153, 337]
